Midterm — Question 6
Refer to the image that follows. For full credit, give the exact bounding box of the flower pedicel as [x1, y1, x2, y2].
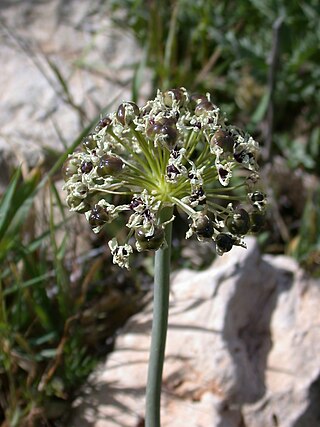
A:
[63, 88, 266, 268]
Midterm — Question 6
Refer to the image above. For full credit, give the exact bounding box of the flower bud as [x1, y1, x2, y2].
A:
[215, 233, 235, 253]
[250, 191, 265, 203]
[163, 88, 187, 107]
[82, 134, 97, 151]
[226, 208, 250, 235]
[130, 197, 144, 211]
[249, 191, 266, 211]
[135, 226, 165, 251]
[146, 122, 163, 139]
[195, 214, 214, 238]
[195, 101, 215, 116]
[89, 204, 110, 227]
[62, 156, 81, 181]
[146, 122, 178, 148]
[211, 130, 235, 153]
[160, 125, 178, 148]
[97, 155, 123, 177]
[81, 161, 93, 174]
[166, 164, 180, 180]
[250, 210, 265, 232]
[94, 116, 111, 133]
[190, 186, 206, 205]
[67, 194, 84, 213]
[116, 102, 139, 126]
[233, 145, 255, 165]
[156, 116, 178, 126]
[190, 92, 207, 109]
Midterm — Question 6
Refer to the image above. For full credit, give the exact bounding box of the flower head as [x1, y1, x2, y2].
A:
[63, 88, 266, 268]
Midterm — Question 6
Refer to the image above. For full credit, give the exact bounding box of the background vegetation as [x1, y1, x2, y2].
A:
[0, 0, 319, 425]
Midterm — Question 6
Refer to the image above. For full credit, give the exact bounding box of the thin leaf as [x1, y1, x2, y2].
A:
[0, 169, 21, 240]
[250, 91, 270, 126]
[3, 273, 51, 297]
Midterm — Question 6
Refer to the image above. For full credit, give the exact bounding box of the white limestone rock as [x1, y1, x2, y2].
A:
[0, 0, 149, 189]
[71, 238, 320, 426]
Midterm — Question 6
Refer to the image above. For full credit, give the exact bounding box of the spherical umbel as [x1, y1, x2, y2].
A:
[62, 87, 264, 268]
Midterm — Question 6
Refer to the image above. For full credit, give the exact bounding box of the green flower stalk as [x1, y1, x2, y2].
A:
[63, 88, 266, 426]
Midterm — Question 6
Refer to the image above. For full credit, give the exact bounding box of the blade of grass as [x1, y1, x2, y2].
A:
[132, 44, 148, 103]
[3, 273, 52, 297]
[0, 169, 21, 240]
[163, 0, 180, 89]
[44, 56, 87, 121]
[48, 182, 69, 317]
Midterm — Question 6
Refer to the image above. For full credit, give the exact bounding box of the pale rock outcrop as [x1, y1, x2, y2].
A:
[0, 0, 148, 189]
[71, 238, 320, 426]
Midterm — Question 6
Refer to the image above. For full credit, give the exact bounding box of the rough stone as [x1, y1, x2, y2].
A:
[70, 238, 320, 427]
[0, 0, 149, 190]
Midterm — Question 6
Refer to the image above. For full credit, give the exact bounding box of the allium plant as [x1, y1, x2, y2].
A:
[63, 88, 266, 426]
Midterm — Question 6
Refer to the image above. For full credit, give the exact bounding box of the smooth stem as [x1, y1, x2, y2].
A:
[145, 206, 174, 427]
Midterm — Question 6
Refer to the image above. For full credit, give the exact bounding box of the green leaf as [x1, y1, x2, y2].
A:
[250, 91, 269, 126]
[0, 169, 40, 262]
[0, 168, 21, 241]
[38, 348, 58, 359]
[3, 273, 51, 297]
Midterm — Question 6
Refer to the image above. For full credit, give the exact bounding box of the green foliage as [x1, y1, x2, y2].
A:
[0, 169, 39, 261]
[277, 127, 320, 171]
[111, 0, 320, 267]
[0, 167, 93, 426]
[0, 151, 141, 426]
[111, 0, 320, 161]
[121, 0, 320, 128]
[291, 186, 320, 277]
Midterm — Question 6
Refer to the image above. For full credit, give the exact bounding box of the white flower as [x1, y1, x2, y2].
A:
[108, 238, 133, 269]
[63, 87, 265, 267]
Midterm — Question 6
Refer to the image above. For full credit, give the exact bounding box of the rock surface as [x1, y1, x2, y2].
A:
[71, 238, 320, 427]
[0, 0, 148, 189]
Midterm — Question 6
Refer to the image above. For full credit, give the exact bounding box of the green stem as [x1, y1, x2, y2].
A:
[145, 206, 174, 427]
